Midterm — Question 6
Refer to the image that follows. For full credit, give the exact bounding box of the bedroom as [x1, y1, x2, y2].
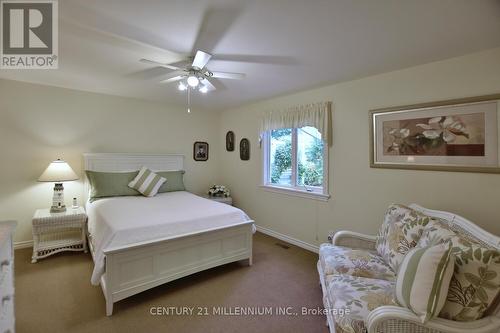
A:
[1, 1, 500, 333]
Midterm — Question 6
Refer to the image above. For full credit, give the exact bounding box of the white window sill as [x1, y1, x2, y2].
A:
[259, 184, 330, 202]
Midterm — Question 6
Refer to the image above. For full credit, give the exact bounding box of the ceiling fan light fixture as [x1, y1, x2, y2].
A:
[178, 82, 187, 91]
[187, 75, 199, 87]
[199, 85, 208, 93]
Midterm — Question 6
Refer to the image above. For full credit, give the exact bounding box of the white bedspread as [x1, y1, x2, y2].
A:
[86, 191, 253, 285]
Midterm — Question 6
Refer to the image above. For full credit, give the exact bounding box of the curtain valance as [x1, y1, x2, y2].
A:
[259, 101, 332, 145]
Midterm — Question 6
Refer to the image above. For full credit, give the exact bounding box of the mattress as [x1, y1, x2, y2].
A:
[86, 191, 253, 285]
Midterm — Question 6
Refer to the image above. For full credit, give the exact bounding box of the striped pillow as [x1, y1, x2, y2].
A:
[128, 167, 166, 197]
[396, 243, 455, 323]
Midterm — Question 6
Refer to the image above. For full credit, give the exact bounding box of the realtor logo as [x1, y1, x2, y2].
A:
[1, 0, 58, 69]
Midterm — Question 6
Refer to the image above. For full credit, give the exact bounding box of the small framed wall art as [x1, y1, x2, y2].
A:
[369, 94, 500, 173]
[240, 138, 250, 161]
[193, 141, 209, 161]
[226, 131, 235, 151]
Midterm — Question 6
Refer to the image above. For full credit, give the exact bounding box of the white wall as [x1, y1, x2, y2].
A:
[0, 79, 221, 243]
[218, 47, 500, 247]
[2, 47, 500, 247]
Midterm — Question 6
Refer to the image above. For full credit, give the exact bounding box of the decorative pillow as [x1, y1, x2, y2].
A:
[86, 170, 140, 202]
[396, 243, 455, 323]
[439, 245, 500, 321]
[417, 219, 500, 321]
[128, 167, 166, 197]
[376, 204, 432, 272]
[417, 219, 463, 248]
[157, 170, 185, 193]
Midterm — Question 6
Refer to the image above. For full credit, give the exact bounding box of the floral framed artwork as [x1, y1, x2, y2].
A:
[370, 94, 500, 173]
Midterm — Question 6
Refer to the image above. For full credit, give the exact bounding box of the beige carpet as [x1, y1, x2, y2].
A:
[15, 232, 327, 333]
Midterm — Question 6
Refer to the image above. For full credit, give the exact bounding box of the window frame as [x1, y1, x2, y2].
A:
[261, 127, 330, 201]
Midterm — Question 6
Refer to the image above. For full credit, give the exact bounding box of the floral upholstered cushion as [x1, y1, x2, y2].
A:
[325, 274, 398, 333]
[439, 245, 500, 321]
[417, 219, 461, 248]
[417, 220, 500, 321]
[319, 244, 396, 281]
[375, 204, 433, 272]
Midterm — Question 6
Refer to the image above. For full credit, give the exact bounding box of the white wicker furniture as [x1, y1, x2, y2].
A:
[83, 153, 254, 316]
[319, 204, 500, 333]
[204, 195, 233, 206]
[31, 207, 88, 263]
[0, 221, 16, 333]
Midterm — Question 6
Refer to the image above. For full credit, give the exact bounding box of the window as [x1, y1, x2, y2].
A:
[262, 126, 329, 200]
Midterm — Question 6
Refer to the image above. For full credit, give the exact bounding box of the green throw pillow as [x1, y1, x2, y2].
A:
[86, 170, 140, 201]
[395, 242, 455, 323]
[157, 170, 186, 193]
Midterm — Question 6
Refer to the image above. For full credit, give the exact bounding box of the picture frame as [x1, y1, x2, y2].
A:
[193, 141, 209, 161]
[240, 138, 250, 161]
[369, 93, 500, 173]
[226, 131, 235, 151]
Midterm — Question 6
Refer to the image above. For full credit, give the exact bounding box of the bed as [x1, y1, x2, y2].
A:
[83, 153, 254, 316]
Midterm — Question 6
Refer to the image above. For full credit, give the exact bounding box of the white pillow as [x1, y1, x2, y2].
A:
[395, 242, 454, 323]
[128, 167, 166, 197]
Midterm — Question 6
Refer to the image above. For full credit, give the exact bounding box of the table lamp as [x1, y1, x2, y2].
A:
[38, 159, 79, 213]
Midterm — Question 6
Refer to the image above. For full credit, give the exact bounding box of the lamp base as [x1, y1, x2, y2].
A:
[50, 182, 66, 213]
[50, 205, 67, 213]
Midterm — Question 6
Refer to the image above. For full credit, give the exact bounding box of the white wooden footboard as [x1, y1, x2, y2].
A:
[99, 221, 254, 316]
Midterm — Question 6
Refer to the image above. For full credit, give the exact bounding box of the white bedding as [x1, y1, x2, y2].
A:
[86, 191, 253, 285]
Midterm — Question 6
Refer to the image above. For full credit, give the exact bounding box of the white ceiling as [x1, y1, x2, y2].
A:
[1, 0, 500, 111]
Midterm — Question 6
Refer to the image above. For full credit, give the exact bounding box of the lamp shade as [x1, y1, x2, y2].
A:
[38, 159, 79, 182]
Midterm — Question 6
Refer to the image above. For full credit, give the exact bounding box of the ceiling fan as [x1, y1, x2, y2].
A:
[140, 50, 245, 93]
[131, 5, 294, 112]
[62, 2, 295, 110]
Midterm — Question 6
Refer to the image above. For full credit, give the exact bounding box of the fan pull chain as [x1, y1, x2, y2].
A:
[187, 87, 191, 113]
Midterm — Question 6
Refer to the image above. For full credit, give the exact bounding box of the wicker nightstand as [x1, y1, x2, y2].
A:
[204, 195, 233, 206]
[31, 207, 87, 263]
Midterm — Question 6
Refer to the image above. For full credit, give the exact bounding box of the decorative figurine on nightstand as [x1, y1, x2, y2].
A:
[206, 185, 233, 205]
[38, 159, 79, 213]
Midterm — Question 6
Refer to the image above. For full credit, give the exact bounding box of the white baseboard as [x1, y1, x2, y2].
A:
[256, 225, 319, 253]
[14, 240, 33, 250]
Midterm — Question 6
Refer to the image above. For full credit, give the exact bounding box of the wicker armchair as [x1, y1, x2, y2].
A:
[321, 204, 500, 333]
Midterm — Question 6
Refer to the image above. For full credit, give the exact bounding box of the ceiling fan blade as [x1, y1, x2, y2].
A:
[126, 67, 173, 80]
[140, 58, 182, 71]
[191, 5, 242, 54]
[202, 79, 217, 91]
[212, 54, 298, 65]
[211, 71, 245, 80]
[61, 2, 188, 65]
[160, 74, 185, 83]
[192, 50, 212, 70]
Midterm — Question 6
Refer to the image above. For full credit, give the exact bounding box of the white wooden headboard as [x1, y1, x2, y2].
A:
[83, 153, 185, 201]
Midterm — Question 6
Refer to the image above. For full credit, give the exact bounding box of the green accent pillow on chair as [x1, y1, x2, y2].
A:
[395, 242, 455, 323]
